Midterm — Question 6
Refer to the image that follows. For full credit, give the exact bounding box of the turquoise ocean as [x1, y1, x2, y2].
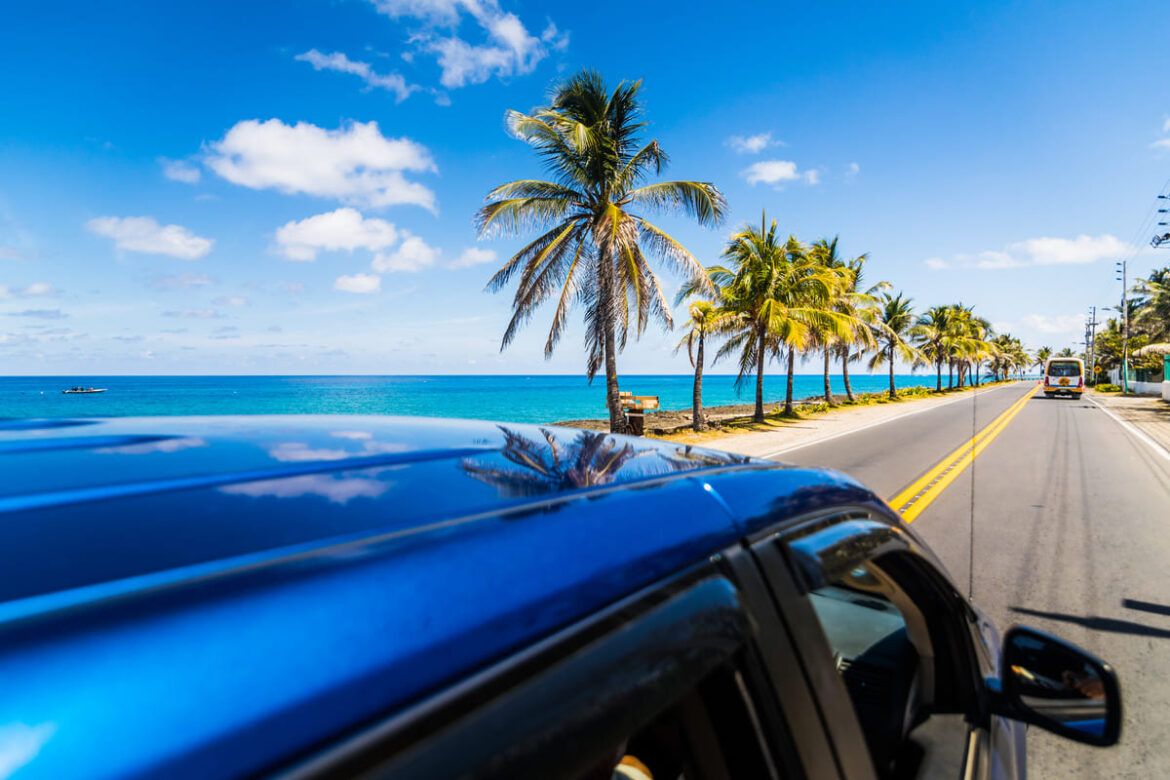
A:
[1, 374, 939, 424]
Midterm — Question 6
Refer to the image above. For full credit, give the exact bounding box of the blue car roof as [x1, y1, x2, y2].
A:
[0, 416, 880, 779]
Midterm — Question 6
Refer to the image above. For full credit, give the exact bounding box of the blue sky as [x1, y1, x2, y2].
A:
[1, 0, 1168, 375]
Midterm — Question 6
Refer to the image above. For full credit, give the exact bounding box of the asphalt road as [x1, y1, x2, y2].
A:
[778, 381, 1170, 778]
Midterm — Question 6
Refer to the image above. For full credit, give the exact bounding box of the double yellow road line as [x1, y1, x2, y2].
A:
[888, 386, 1038, 522]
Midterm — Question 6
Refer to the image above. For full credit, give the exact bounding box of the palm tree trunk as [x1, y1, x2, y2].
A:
[599, 258, 625, 434]
[841, 347, 855, 402]
[603, 322, 623, 433]
[888, 343, 897, 399]
[822, 349, 836, 406]
[753, 326, 766, 423]
[784, 346, 796, 415]
[948, 360, 954, 389]
[692, 332, 705, 432]
[936, 360, 942, 392]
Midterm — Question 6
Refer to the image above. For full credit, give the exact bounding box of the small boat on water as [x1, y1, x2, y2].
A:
[62, 386, 108, 395]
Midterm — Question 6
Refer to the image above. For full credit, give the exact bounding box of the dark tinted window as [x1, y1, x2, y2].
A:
[574, 663, 783, 780]
[1047, 362, 1081, 377]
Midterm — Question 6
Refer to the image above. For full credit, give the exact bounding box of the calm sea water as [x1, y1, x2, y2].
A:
[1, 374, 939, 424]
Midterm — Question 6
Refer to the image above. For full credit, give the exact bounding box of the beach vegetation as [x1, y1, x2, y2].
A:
[704, 214, 861, 422]
[867, 293, 924, 399]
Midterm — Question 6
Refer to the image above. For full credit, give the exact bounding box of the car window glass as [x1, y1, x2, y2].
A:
[804, 560, 938, 778]
[573, 662, 783, 780]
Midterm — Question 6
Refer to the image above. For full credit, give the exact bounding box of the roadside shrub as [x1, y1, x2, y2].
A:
[1094, 383, 1122, 393]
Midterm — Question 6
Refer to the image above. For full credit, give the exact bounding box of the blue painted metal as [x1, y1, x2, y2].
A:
[0, 416, 884, 779]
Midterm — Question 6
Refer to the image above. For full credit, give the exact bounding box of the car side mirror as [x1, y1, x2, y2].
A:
[995, 625, 1121, 746]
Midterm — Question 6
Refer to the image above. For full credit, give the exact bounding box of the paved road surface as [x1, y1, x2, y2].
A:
[778, 381, 1170, 778]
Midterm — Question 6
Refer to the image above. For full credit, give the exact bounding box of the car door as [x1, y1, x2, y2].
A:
[279, 556, 807, 779]
[747, 509, 1024, 780]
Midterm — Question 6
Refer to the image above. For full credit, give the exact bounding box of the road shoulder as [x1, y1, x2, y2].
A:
[681, 383, 1024, 459]
[1087, 391, 1170, 461]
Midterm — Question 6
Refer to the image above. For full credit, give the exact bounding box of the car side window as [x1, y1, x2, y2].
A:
[805, 560, 933, 775]
[573, 660, 783, 780]
[798, 552, 975, 779]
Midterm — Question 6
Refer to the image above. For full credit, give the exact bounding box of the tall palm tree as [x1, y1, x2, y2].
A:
[810, 237, 885, 404]
[477, 71, 726, 433]
[988, 334, 1032, 380]
[1134, 267, 1170, 341]
[1034, 346, 1053, 372]
[914, 306, 952, 391]
[674, 301, 718, 432]
[868, 293, 922, 399]
[710, 215, 854, 421]
[946, 304, 991, 388]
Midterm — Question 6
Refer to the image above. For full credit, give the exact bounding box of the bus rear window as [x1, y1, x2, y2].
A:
[1047, 362, 1081, 377]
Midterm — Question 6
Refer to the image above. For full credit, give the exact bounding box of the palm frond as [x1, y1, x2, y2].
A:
[626, 181, 726, 227]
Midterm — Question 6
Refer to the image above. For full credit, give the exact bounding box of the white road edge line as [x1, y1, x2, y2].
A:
[1086, 395, 1170, 463]
[761, 382, 1024, 459]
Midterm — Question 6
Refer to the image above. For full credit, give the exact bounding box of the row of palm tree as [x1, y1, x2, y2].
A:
[674, 231, 1044, 430]
[480, 70, 1039, 434]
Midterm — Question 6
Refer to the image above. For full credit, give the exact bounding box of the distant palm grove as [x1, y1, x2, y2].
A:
[480, 71, 1049, 433]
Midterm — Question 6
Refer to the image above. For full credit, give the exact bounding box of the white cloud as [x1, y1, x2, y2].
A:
[371, 232, 439, 272]
[0, 282, 54, 299]
[7, 309, 67, 319]
[204, 119, 437, 210]
[162, 308, 223, 319]
[22, 282, 53, 296]
[847, 162, 860, 176]
[213, 295, 249, 307]
[159, 158, 201, 184]
[449, 246, 497, 269]
[334, 273, 382, 293]
[86, 216, 213, 259]
[1012, 234, 1130, 265]
[274, 208, 399, 261]
[150, 273, 215, 290]
[925, 233, 1135, 270]
[295, 49, 418, 102]
[1021, 313, 1086, 334]
[741, 159, 819, 187]
[372, 0, 565, 89]
[541, 22, 569, 51]
[726, 132, 776, 154]
[1151, 118, 1170, 150]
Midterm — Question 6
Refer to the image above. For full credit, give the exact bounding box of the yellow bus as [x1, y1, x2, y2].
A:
[1042, 357, 1084, 398]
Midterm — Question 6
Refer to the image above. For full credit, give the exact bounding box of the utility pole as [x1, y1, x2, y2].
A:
[1081, 306, 1090, 385]
[1115, 260, 1128, 394]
